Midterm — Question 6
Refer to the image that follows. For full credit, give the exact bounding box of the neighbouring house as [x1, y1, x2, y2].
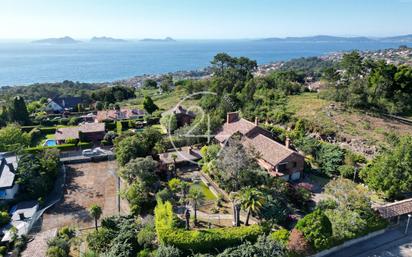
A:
[0, 154, 19, 200]
[55, 123, 106, 144]
[163, 105, 196, 127]
[1, 201, 39, 242]
[158, 146, 202, 171]
[215, 112, 305, 181]
[45, 97, 83, 113]
[95, 108, 145, 123]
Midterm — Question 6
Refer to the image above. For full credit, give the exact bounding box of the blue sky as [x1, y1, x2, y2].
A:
[1, 0, 411, 39]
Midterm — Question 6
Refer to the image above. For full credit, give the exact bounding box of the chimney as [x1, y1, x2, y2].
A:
[227, 112, 239, 124]
[19, 213, 25, 221]
[285, 137, 291, 149]
[254, 117, 259, 126]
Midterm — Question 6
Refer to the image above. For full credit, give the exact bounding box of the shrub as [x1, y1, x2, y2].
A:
[154, 200, 264, 253]
[155, 245, 182, 257]
[39, 127, 57, 135]
[295, 209, 332, 251]
[287, 228, 313, 256]
[64, 138, 79, 145]
[338, 165, 355, 179]
[0, 212, 11, 227]
[270, 228, 290, 246]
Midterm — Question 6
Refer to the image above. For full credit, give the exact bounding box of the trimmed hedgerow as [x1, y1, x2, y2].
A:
[25, 142, 93, 153]
[154, 200, 264, 254]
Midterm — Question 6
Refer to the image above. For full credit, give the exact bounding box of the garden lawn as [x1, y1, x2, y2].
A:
[190, 181, 217, 200]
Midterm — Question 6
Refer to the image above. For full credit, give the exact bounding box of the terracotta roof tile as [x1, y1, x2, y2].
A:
[377, 198, 412, 219]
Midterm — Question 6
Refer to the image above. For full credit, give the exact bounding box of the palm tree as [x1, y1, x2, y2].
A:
[89, 204, 102, 231]
[229, 191, 241, 227]
[239, 187, 265, 226]
[187, 187, 205, 225]
[171, 153, 178, 177]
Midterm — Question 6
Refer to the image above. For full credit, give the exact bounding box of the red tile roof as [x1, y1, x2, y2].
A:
[55, 123, 105, 141]
[96, 109, 145, 122]
[377, 198, 412, 219]
[215, 115, 302, 172]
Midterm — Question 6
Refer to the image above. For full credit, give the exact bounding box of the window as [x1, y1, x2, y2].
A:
[292, 162, 297, 168]
[277, 163, 287, 172]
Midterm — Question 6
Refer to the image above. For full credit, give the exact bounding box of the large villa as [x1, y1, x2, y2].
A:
[215, 112, 305, 181]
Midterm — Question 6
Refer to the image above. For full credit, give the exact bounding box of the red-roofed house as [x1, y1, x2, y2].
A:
[95, 109, 145, 123]
[215, 112, 305, 181]
[55, 123, 106, 144]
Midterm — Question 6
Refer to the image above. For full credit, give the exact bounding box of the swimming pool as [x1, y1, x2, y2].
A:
[43, 139, 57, 147]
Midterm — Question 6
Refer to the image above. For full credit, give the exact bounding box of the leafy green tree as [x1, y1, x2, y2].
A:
[160, 75, 173, 92]
[217, 235, 286, 257]
[123, 180, 153, 215]
[143, 96, 159, 114]
[16, 150, 60, 199]
[115, 136, 146, 166]
[295, 209, 332, 251]
[187, 187, 205, 225]
[239, 187, 265, 226]
[340, 51, 364, 78]
[0, 124, 31, 152]
[143, 79, 158, 89]
[360, 136, 412, 199]
[216, 138, 263, 192]
[260, 195, 289, 225]
[316, 143, 344, 177]
[119, 156, 158, 187]
[89, 204, 102, 231]
[8, 96, 30, 125]
[160, 114, 178, 133]
[95, 101, 104, 110]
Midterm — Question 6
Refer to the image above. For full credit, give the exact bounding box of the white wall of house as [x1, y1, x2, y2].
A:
[0, 184, 19, 200]
[45, 101, 63, 112]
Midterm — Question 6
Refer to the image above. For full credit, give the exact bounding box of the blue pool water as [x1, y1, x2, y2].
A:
[44, 140, 57, 147]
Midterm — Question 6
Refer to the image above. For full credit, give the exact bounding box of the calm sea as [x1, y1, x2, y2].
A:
[0, 40, 411, 87]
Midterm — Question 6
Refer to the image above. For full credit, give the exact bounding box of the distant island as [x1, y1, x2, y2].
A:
[140, 37, 175, 42]
[32, 36, 81, 44]
[260, 34, 412, 43]
[90, 36, 127, 43]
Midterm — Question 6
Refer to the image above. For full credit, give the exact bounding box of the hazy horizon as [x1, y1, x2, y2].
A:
[1, 0, 412, 40]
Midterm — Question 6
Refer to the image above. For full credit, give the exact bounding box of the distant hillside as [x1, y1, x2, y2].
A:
[90, 36, 127, 43]
[260, 34, 412, 43]
[32, 36, 81, 44]
[140, 37, 175, 42]
[260, 35, 373, 43]
[381, 34, 412, 42]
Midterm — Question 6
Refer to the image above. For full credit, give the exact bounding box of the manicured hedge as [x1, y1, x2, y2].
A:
[155, 200, 264, 254]
[21, 126, 38, 133]
[39, 127, 57, 135]
[25, 142, 93, 153]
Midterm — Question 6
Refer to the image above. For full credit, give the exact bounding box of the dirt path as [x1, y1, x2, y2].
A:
[21, 229, 57, 257]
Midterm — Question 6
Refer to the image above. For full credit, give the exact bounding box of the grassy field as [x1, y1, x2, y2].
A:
[288, 93, 412, 156]
[121, 88, 201, 111]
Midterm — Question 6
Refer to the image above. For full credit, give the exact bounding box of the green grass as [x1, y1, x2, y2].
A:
[121, 88, 201, 111]
[190, 181, 217, 200]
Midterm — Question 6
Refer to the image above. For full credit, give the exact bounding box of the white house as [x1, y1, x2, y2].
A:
[45, 97, 82, 113]
[1, 201, 39, 242]
[0, 154, 19, 200]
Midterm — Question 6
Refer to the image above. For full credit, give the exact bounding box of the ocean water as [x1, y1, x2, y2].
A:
[0, 40, 411, 87]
